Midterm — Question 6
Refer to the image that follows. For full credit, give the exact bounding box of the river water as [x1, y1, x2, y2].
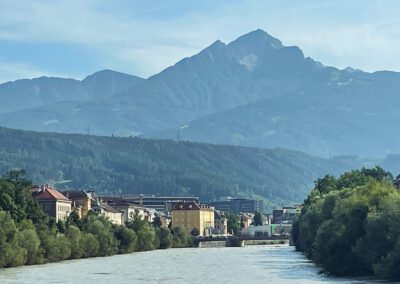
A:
[0, 245, 382, 284]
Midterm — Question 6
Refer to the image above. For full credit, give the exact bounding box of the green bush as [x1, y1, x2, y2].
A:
[293, 167, 400, 280]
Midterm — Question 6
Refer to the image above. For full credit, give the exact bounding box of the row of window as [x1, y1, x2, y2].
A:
[57, 204, 70, 213]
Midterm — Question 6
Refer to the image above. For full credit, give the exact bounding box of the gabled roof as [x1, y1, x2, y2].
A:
[101, 197, 140, 208]
[93, 198, 124, 214]
[101, 202, 123, 214]
[61, 190, 95, 201]
[33, 187, 71, 202]
[214, 210, 225, 220]
[172, 201, 213, 211]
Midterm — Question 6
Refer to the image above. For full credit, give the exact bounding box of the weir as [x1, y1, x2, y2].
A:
[194, 236, 290, 248]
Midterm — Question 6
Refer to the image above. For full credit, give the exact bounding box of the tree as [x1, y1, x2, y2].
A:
[65, 225, 83, 259]
[79, 233, 99, 258]
[294, 168, 400, 281]
[314, 175, 337, 194]
[17, 220, 41, 265]
[172, 226, 190, 248]
[0, 211, 26, 268]
[136, 223, 155, 251]
[57, 220, 67, 234]
[82, 216, 118, 256]
[253, 211, 263, 226]
[152, 215, 162, 227]
[126, 209, 147, 232]
[158, 227, 173, 249]
[115, 226, 137, 253]
[226, 213, 240, 236]
[190, 227, 200, 236]
[394, 175, 400, 189]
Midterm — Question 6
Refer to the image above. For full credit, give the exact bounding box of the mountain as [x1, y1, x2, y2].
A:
[0, 70, 143, 115]
[110, 29, 338, 133]
[0, 127, 362, 209]
[0, 70, 143, 134]
[1, 29, 400, 157]
[145, 71, 400, 157]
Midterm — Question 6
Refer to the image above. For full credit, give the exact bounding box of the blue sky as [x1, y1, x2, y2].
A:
[0, 0, 399, 83]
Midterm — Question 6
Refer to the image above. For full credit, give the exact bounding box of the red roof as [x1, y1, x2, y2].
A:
[33, 187, 71, 202]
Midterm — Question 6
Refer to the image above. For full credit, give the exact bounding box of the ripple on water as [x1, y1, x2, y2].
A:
[0, 245, 389, 284]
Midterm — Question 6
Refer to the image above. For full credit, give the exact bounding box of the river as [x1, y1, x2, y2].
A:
[0, 245, 382, 283]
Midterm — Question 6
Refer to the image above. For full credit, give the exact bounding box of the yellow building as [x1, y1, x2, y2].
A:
[172, 202, 214, 236]
[61, 190, 95, 218]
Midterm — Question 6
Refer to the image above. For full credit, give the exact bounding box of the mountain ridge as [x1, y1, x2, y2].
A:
[0, 126, 364, 209]
[1, 29, 399, 157]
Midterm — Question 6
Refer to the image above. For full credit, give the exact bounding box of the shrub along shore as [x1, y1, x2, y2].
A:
[293, 166, 400, 281]
[0, 170, 193, 269]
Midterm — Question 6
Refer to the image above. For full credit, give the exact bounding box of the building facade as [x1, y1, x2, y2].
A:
[172, 202, 214, 236]
[213, 210, 228, 235]
[209, 198, 264, 214]
[125, 195, 200, 213]
[272, 206, 301, 224]
[101, 197, 145, 223]
[92, 198, 124, 225]
[32, 185, 72, 222]
[61, 190, 95, 218]
[241, 213, 254, 229]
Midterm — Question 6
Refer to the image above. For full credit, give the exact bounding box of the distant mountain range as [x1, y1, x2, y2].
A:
[1, 29, 399, 158]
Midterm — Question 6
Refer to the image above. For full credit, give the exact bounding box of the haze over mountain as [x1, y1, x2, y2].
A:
[0, 127, 363, 209]
[1, 29, 399, 157]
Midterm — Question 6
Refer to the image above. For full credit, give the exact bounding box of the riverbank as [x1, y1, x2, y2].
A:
[293, 168, 400, 281]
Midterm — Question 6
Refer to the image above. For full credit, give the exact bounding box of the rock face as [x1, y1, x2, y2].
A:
[1, 29, 400, 157]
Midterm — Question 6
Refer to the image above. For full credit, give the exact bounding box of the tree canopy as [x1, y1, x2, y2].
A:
[0, 171, 193, 269]
[292, 166, 400, 281]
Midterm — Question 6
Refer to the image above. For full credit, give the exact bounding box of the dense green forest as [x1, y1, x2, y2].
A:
[0, 170, 192, 268]
[292, 167, 400, 281]
[0, 127, 360, 208]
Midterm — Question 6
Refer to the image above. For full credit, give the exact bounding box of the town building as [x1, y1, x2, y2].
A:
[240, 223, 292, 237]
[172, 202, 214, 236]
[125, 195, 200, 214]
[61, 190, 95, 218]
[241, 225, 272, 237]
[101, 197, 145, 223]
[209, 198, 264, 214]
[32, 185, 72, 222]
[241, 213, 254, 229]
[92, 198, 124, 225]
[272, 206, 301, 224]
[99, 197, 169, 225]
[213, 210, 228, 235]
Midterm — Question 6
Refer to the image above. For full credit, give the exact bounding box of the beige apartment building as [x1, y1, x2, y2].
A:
[33, 185, 72, 222]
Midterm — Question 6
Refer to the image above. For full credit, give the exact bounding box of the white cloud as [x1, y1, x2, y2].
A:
[0, 59, 69, 83]
[0, 0, 400, 80]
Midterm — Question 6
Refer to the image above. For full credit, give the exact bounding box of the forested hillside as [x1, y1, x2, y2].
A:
[0, 127, 361, 208]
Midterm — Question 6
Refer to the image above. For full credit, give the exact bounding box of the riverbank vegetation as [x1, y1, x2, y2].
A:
[292, 166, 400, 281]
[0, 170, 193, 269]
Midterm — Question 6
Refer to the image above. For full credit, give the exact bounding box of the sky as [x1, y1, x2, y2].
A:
[0, 0, 400, 83]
